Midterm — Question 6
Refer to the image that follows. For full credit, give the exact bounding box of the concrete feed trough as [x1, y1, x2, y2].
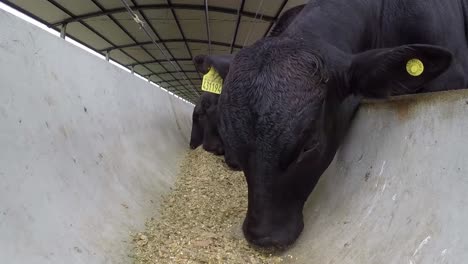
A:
[1, 9, 468, 264]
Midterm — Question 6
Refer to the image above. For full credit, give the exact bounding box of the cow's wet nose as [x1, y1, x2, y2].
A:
[244, 225, 282, 249]
[189, 142, 198, 149]
[189, 138, 202, 150]
[203, 142, 224, 155]
[224, 154, 241, 170]
[242, 212, 304, 249]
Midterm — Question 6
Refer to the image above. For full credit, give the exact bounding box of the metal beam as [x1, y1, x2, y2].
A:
[230, 0, 246, 54]
[44, 0, 167, 89]
[126, 58, 193, 67]
[60, 23, 67, 39]
[50, 4, 275, 27]
[89, 0, 185, 87]
[175, 87, 193, 92]
[143, 70, 197, 77]
[160, 77, 201, 83]
[120, 0, 198, 93]
[98, 39, 242, 52]
[2, 0, 199, 99]
[204, 0, 212, 55]
[168, 87, 191, 94]
[165, 0, 203, 80]
[167, 79, 199, 84]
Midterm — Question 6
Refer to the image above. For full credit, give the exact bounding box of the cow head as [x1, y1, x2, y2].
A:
[190, 92, 224, 155]
[190, 3, 304, 164]
[218, 36, 452, 248]
[190, 54, 242, 170]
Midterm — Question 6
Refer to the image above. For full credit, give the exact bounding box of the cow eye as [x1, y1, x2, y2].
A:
[296, 140, 321, 163]
[279, 146, 302, 171]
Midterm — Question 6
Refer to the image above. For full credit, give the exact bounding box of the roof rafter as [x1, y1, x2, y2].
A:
[44, 0, 165, 86]
[165, 0, 203, 81]
[130, 0, 195, 88]
[127, 58, 193, 67]
[230, 0, 246, 54]
[50, 4, 275, 27]
[144, 70, 197, 76]
[3, 0, 299, 103]
[204, 0, 212, 55]
[88, 0, 187, 87]
[98, 39, 242, 52]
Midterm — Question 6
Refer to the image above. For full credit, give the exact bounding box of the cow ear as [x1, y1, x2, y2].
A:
[349, 44, 452, 97]
[193, 54, 233, 79]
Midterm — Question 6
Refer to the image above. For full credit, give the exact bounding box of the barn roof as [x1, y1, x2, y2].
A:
[3, 0, 306, 102]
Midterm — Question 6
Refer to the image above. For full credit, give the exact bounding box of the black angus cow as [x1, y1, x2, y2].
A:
[214, 0, 468, 248]
[189, 4, 305, 170]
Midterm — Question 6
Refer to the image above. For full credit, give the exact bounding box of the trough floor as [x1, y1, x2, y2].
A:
[132, 148, 285, 264]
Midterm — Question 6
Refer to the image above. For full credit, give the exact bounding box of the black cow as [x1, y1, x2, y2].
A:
[190, 91, 225, 155]
[216, 0, 467, 248]
[189, 4, 306, 170]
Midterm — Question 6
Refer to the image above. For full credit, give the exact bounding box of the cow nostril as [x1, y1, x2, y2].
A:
[202, 145, 213, 152]
[216, 148, 225, 155]
[247, 235, 289, 251]
[252, 236, 273, 247]
[203, 144, 224, 155]
[243, 223, 272, 246]
[226, 162, 241, 171]
[243, 213, 304, 250]
[247, 233, 294, 251]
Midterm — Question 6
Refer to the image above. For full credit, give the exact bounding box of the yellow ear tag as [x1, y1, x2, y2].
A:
[201, 67, 223, 94]
[406, 58, 424, 77]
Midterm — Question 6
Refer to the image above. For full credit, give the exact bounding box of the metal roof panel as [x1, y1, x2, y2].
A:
[4, 0, 300, 102]
[8, 0, 70, 23]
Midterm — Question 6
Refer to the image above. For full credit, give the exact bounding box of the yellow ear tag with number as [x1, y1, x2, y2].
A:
[201, 67, 223, 94]
[406, 59, 424, 77]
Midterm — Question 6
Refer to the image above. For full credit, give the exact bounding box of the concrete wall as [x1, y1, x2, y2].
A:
[290, 89, 468, 263]
[0, 10, 193, 264]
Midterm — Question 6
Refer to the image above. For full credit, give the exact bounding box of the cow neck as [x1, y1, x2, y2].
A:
[286, 1, 381, 53]
[307, 91, 340, 176]
[284, 2, 371, 101]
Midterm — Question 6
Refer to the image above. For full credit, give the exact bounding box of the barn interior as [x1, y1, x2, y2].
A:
[1, 0, 468, 263]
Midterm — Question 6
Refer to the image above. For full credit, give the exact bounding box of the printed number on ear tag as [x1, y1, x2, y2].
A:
[406, 59, 424, 77]
[201, 67, 223, 94]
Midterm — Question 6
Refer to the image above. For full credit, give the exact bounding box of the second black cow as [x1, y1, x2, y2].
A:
[189, 5, 305, 170]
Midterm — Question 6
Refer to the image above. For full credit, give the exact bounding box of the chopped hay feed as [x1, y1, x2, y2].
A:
[132, 148, 289, 264]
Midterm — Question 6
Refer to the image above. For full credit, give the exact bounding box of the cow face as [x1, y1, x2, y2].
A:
[190, 54, 243, 170]
[190, 4, 304, 166]
[218, 37, 452, 248]
[190, 92, 224, 155]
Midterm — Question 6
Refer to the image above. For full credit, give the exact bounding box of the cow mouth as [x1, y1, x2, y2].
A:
[189, 143, 199, 149]
[202, 144, 224, 155]
[241, 210, 304, 250]
[189, 139, 202, 149]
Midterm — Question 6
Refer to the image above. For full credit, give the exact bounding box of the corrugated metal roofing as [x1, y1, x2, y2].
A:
[2, 0, 307, 102]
